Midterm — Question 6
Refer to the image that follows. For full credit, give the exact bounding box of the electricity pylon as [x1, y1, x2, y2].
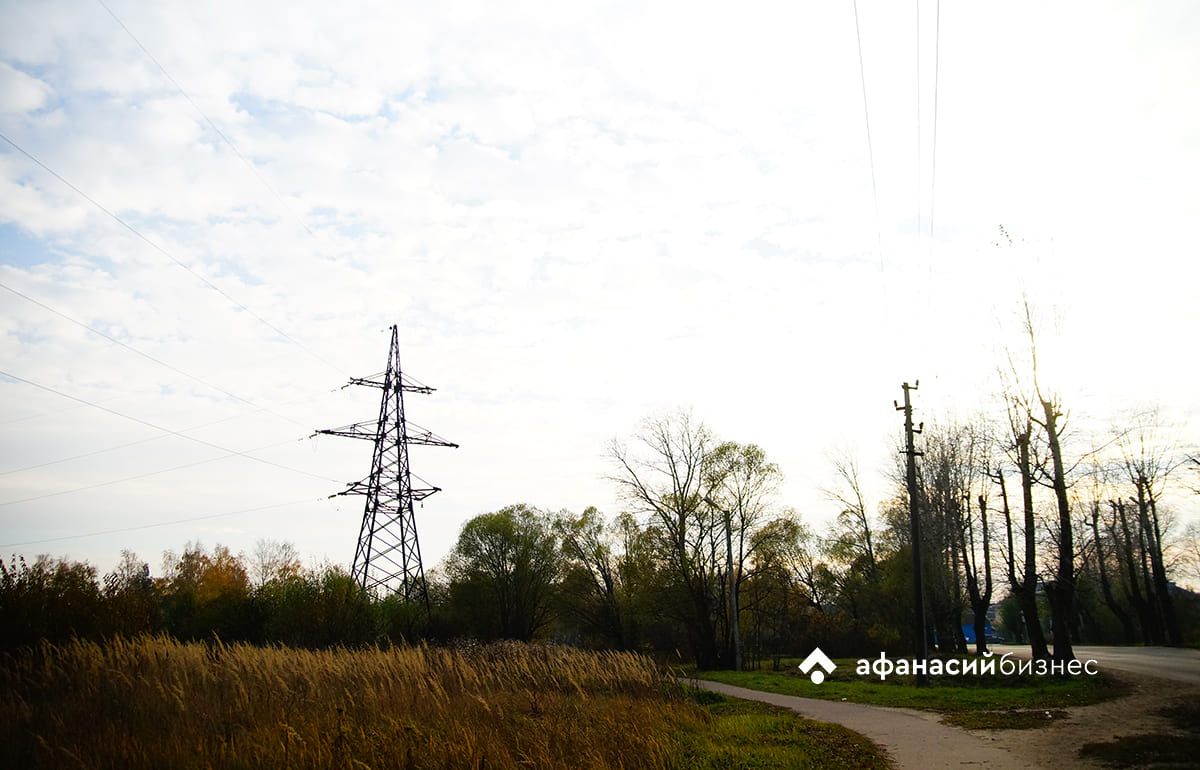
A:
[316, 326, 457, 609]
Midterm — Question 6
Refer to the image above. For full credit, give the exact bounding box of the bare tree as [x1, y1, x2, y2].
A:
[780, 516, 834, 612]
[996, 397, 1051, 661]
[822, 447, 877, 577]
[918, 420, 973, 654]
[955, 420, 995, 655]
[1080, 458, 1138, 643]
[1111, 497, 1161, 643]
[607, 409, 724, 667]
[1000, 298, 1075, 661]
[1115, 408, 1185, 645]
[250, 539, 302, 588]
[1182, 521, 1200, 585]
[1013, 305, 1078, 662]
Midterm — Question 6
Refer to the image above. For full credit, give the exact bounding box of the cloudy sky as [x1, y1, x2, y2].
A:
[1, 0, 1197, 578]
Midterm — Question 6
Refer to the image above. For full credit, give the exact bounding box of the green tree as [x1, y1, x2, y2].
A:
[704, 441, 785, 670]
[554, 506, 629, 648]
[255, 565, 377, 647]
[446, 504, 560, 641]
[101, 550, 158, 637]
[160, 542, 253, 641]
[0, 555, 102, 648]
[311, 566, 376, 646]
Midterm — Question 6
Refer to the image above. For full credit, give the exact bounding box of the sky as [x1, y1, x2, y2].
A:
[1, 0, 1197, 580]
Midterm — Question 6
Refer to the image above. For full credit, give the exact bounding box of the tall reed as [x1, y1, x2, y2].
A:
[0, 636, 707, 769]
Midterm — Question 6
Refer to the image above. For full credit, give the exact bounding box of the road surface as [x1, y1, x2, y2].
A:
[991, 644, 1200, 685]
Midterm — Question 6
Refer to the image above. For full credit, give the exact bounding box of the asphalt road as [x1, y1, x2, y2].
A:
[991, 643, 1200, 685]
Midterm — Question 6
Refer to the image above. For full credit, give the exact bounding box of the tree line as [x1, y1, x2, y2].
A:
[5, 294, 1200, 663]
[0, 542, 405, 650]
[5, 403, 1197, 664]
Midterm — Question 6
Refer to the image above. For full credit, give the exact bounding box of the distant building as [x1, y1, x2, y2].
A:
[962, 611, 1003, 644]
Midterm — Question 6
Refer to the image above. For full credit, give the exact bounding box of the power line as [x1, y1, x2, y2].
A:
[0, 391, 127, 427]
[1, 434, 168, 477]
[0, 280, 309, 429]
[0, 367, 341, 484]
[916, 0, 922, 256]
[2, 421, 195, 478]
[0, 393, 322, 477]
[0, 496, 321, 549]
[0, 129, 344, 376]
[929, 0, 942, 265]
[0, 437, 304, 508]
[94, 0, 320, 244]
[852, 0, 887, 320]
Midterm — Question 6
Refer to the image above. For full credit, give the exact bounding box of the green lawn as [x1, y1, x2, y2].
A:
[674, 690, 891, 769]
[686, 656, 1128, 729]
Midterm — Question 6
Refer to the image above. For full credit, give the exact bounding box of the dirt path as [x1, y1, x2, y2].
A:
[689, 679, 1037, 769]
[690, 672, 1200, 770]
[980, 671, 1200, 769]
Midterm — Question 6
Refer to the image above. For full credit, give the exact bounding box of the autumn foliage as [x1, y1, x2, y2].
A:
[0, 635, 707, 769]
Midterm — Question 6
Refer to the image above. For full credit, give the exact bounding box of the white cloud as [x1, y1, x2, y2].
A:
[0, 63, 52, 114]
[0, 0, 1196, 577]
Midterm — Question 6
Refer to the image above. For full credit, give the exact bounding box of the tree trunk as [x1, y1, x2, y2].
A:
[1142, 490, 1181, 645]
[1092, 502, 1136, 644]
[964, 495, 994, 655]
[1116, 500, 1159, 644]
[1013, 435, 1051, 660]
[1040, 398, 1075, 663]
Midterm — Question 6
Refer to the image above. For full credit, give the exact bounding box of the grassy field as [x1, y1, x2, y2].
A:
[691, 656, 1129, 729]
[0, 637, 889, 769]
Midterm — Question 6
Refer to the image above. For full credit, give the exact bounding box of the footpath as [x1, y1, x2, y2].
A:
[689, 679, 1041, 770]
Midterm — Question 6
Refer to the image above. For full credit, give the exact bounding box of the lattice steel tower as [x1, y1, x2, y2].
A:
[316, 326, 457, 607]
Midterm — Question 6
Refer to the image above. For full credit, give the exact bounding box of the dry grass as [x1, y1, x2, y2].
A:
[0, 636, 708, 769]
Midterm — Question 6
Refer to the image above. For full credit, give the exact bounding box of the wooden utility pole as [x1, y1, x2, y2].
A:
[896, 381, 928, 686]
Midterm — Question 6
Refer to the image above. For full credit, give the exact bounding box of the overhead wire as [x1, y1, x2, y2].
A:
[929, 0, 941, 269]
[0, 436, 304, 508]
[0, 391, 329, 477]
[0, 5, 357, 529]
[0, 496, 323, 549]
[0, 367, 342, 485]
[0, 130, 345, 377]
[94, 0, 320, 244]
[92, 0, 358, 382]
[916, 0, 922, 259]
[851, 0, 887, 323]
[0, 6, 411, 553]
[918, 0, 942, 312]
[2, 422, 206, 477]
[0, 391, 127, 427]
[0, 280, 311, 430]
[0, 1, 354, 451]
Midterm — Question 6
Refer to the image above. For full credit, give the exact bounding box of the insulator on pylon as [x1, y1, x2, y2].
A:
[315, 325, 457, 610]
